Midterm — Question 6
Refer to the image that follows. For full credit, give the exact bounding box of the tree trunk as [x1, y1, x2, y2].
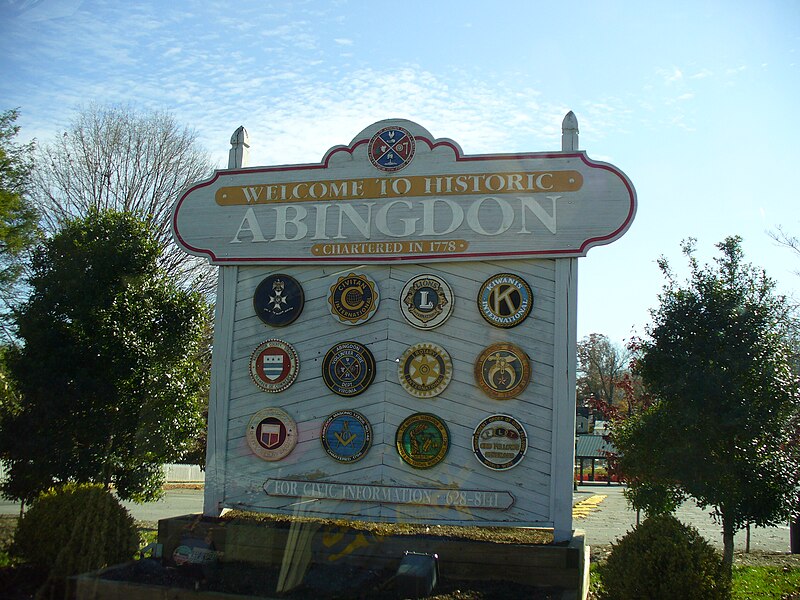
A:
[721, 516, 735, 578]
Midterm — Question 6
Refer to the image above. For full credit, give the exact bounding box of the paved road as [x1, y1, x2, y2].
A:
[1, 484, 794, 553]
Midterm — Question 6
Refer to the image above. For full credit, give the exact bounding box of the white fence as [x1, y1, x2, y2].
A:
[0, 463, 205, 484]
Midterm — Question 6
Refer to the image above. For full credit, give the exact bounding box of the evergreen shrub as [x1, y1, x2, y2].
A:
[13, 482, 139, 577]
[597, 514, 729, 600]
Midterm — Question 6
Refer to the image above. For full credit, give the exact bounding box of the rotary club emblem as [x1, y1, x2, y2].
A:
[395, 413, 449, 469]
[472, 414, 528, 470]
[368, 125, 416, 172]
[249, 339, 300, 393]
[399, 274, 454, 330]
[397, 343, 452, 398]
[474, 342, 531, 400]
[253, 274, 304, 327]
[477, 273, 533, 328]
[246, 407, 297, 461]
[321, 341, 376, 397]
[320, 410, 372, 463]
[328, 273, 379, 325]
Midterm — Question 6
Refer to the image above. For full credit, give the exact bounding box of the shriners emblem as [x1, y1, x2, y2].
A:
[398, 343, 452, 398]
[253, 274, 304, 327]
[400, 274, 454, 330]
[474, 342, 531, 400]
[368, 125, 416, 172]
[472, 414, 528, 470]
[249, 339, 299, 393]
[321, 410, 372, 463]
[322, 341, 376, 397]
[395, 413, 450, 469]
[246, 407, 297, 461]
[477, 273, 533, 328]
[328, 273, 379, 325]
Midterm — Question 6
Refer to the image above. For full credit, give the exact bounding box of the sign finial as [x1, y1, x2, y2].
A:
[561, 111, 579, 151]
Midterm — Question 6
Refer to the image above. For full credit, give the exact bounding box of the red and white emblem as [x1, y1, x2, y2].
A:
[246, 408, 297, 461]
[368, 125, 415, 172]
[249, 339, 299, 392]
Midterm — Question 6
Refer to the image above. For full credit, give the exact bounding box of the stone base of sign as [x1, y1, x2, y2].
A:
[150, 514, 588, 599]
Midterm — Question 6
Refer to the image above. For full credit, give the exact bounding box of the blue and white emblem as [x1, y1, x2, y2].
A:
[368, 125, 415, 172]
[321, 410, 372, 463]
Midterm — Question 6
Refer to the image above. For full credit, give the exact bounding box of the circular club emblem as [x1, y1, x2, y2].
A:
[472, 415, 528, 470]
[249, 339, 300, 393]
[395, 413, 450, 469]
[253, 274, 304, 327]
[477, 273, 533, 328]
[398, 343, 452, 398]
[474, 343, 531, 400]
[321, 410, 373, 463]
[400, 274, 454, 330]
[322, 341, 376, 397]
[246, 408, 297, 461]
[368, 125, 416, 172]
[328, 273, 379, 325]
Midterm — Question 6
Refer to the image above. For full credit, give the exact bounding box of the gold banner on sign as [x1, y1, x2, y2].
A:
[311, 239, 469, 257]
[216, 170, 583, 205]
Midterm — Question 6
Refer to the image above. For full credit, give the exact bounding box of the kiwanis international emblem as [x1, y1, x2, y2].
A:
[253, 274, 304, 327]
[400, 274, 454, 330]
[321, 341, 376, 397]
[472, 414, 528, 471]
[477, 273, 533, 328]
[246, 407, 297, 461]
[328, 273, 380, 325]
[395, 413, 450, 469]
[398, 342, 452, 398]
[474, 342, 531, 400]
[249, 339, 300, 393]
[321, 410, 372, 463]
[368, 125, 416, 172]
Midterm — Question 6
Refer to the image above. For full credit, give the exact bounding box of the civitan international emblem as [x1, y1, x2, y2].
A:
[400, 274, 454, 330]
[253, 274, 304, 327]
[477, 273, 533, 328]
[246, 407, 297, 461]
[328, 273, 380, 325]
[474, 342, 531, 400]
[320, 410, 373, 463]
[472, 414, 528, 471]
[249, 339, 300, 393]
[395, 412, 450, 469]
[397, 342, 452, 398]
[321, 341, 376, 397]
[368, 125, 416, 172]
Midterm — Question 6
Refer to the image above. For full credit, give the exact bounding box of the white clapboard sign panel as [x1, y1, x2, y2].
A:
[180, 116, 636, 541]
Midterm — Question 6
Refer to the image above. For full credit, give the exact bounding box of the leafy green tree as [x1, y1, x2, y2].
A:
[0, 210, 211, 505]
[0, 108, 40, 342]
[614, 236, 800, 576]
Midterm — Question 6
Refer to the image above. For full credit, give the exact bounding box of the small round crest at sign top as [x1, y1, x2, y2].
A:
[397, 342, 452, 398]
[249, 339, 300, 393]
[368, 125, 416, 172]
[253, 274, 304, 327]
[472, 414, 528, 471]
[246, 407, 297, 461]
[321, 341, 376, 397]
[321, 410, 373, 463]
[395, 412, 450, 469]
[400, 274, 454, 330]
[328, 272, 380, 325]
[474, 342, 531, 400]
[477, 273, 533, 328]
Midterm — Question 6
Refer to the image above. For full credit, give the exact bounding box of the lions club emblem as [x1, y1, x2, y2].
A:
[474, 342, 531, 400]
[253, 274, 304, 327]
[321, 341, 376, 397]
[400, 274, 454, 330]
[477, 273, 533, 328]
[249, 339, 300, 393]
[246, 408, 297, 461]
[328, 273, 380, 325]
[368, 125, 415, 172]
[398, 343, 452, 398]
[472, 414, 528, 470]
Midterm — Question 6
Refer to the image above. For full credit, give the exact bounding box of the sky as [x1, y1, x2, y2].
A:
[2, 0, 799, 347]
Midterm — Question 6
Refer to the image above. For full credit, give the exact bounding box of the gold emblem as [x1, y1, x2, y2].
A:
[398, 343, 452, 398]
[474, 343, 531, 400]
[477, 273, 533, 328]
[328, 273, 379, 325]
[396, 413, 450, 469]
[400, 274, 454, 330]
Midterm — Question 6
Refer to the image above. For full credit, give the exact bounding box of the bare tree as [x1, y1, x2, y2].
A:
[577, 333, 631, 410]
[30, 104, 216, 293]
